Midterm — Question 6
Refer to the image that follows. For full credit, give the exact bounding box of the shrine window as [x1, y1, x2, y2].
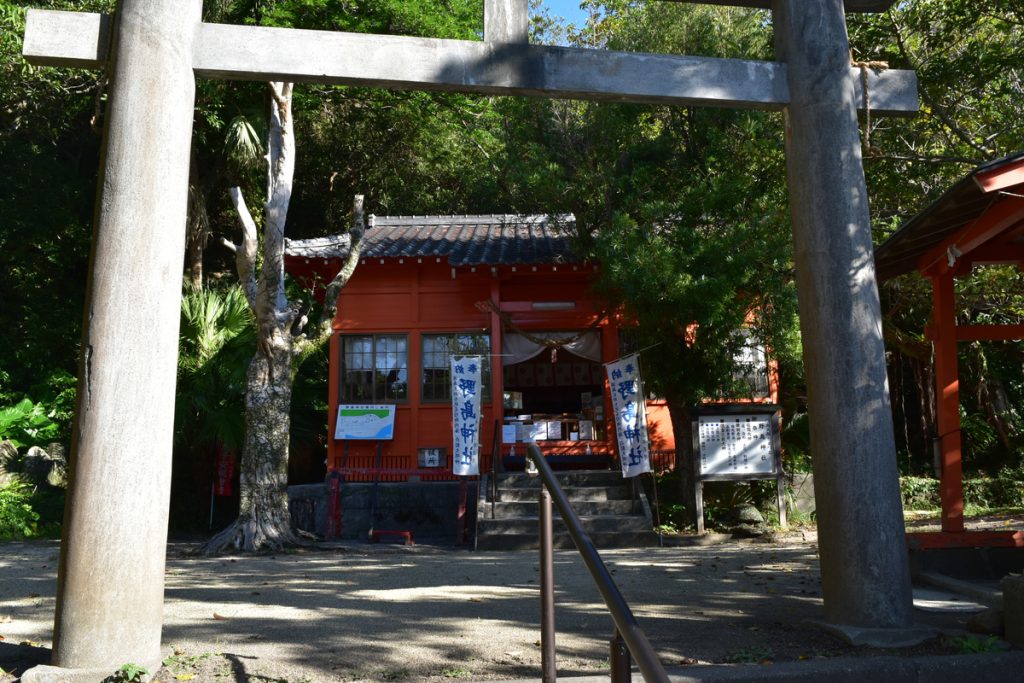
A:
[340, 334, 408, 402]
[421, 333, 491, 402]
[732, 329, 770, 398]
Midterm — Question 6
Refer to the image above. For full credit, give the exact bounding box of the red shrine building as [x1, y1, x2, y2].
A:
[285, 214, 778, 482]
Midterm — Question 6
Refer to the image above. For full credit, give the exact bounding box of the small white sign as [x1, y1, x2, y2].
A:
[501, 423, 518, 443]
[335, 405, 396, 440]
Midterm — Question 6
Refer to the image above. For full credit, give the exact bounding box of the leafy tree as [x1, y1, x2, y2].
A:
[0, 1, 112, 396]
[847, 0, 1024, 472]
[520, 2, 802, 524]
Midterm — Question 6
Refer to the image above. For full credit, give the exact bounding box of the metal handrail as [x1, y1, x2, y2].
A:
[526, 443, 670, 683]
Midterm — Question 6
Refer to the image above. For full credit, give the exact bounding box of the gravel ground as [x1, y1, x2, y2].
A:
[0, 531, 998, 682]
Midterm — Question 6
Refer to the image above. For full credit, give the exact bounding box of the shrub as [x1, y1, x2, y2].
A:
[0, 398, 59, 450]
[900, 476, 940, 510]
[0, 480, 41, 539]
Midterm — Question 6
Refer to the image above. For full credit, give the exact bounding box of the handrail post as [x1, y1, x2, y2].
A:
[540, 487, 557, 682]
[527, 443, 671, 683]
[610, 628, 631, 682]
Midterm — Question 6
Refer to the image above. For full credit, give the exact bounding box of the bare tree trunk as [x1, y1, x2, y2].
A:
[203, 82, 301, 554]
[186, 182, 209, 290]
[206, 328, 300, 552]
[202, 82, 365, 554]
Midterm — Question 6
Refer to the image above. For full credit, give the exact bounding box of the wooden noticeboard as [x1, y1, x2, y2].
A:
[691, 404, 786, 534]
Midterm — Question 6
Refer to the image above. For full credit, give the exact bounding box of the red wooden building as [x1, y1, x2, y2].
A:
[286, 214, 777, 482]
[875, 151, 1024, 550]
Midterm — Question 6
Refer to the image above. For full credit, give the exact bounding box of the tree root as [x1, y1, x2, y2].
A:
[200, 513, 308, 555]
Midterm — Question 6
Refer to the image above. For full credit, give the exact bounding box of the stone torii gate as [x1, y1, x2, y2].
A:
[22, 0, 920, 677]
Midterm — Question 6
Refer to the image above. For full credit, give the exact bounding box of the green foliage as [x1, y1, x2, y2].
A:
[848, 2, 1024, 473]
[948, 634, 1002, 655]
[900, 476, 940, 510]
[0, 1, 112, 398]
[0, 398, 60, 450]
[652, 470, 690, 532]
[111, 663, 149, 683]
[542, 3, 799, 416]
[0, 480, 41, 539]
[900, 466, 1024, 511]
[176, 284, 256, 454]
[780, 412, 812, 473]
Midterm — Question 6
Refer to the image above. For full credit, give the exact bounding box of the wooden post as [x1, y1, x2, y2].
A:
[931, 274, 965, 533]
[46, 0, 202, 675]
[772, 0, 913, 629]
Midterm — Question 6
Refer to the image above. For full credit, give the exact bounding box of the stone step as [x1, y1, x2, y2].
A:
[488, 486, 634, 503]
[476, 530, 663, 551]
[477, 514, 652, 535]
[480, 499, 638, 517]
[493, 470, 625, 489]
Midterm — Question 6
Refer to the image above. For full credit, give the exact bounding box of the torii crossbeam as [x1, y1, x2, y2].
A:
[24, 6, 917, 112]
[21, 0, 921, 679]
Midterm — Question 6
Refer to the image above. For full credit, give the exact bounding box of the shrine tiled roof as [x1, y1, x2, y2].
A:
[284, 214, 579, 267]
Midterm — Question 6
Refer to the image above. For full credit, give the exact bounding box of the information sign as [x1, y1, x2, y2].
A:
[334, 405, 396, 440]
[698, 414, 776, 476]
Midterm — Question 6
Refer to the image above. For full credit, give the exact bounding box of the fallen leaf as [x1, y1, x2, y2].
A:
[176, 675, 195, 681]
[213, 613, 229, 621]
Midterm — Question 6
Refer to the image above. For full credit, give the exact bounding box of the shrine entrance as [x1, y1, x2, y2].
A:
[23, 0, 923, 673]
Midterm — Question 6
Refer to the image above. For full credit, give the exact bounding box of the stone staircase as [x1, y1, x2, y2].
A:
[475, 469, 661, 550]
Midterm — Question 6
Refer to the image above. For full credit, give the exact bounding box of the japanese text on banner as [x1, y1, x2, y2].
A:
[604, 353, 651, 478]
[451, 356, 482, 476]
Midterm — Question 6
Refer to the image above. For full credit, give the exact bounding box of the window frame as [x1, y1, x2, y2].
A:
[420, 331, 492, 404]
[338, 333, 410, 404]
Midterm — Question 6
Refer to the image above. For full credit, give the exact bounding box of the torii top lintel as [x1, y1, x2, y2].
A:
[22, 2, 916, 115]
[671, 0, 895, 12]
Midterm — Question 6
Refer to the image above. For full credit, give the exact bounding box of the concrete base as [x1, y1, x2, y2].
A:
[22, 657, 162, 683]
[809, 620, 939, 647]
[289, 481, 477, 541]
[1001, 575, 1024, 648]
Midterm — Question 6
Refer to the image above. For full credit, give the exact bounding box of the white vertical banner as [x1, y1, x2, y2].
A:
[451, 355, 483, 476]
[605, 353, 652, 478]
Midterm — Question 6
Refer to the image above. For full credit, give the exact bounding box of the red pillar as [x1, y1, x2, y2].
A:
[328, 333, 341, 468]
[932, 274, 964, 533]
[487, 278, 503, 464]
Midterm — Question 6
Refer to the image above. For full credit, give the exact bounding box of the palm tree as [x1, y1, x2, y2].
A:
[172, 283, 255, 528]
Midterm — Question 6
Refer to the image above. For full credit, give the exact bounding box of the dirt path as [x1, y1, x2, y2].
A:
[0, 534, 980, 682]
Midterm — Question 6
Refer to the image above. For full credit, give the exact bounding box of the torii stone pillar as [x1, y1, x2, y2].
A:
[772, 0, 915, 635]
[39, 0, 202, 677]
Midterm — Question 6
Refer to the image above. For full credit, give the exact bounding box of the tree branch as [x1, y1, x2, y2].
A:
[262, 82, 295, 318]
[887, 13, 994, 158]
[317, 194, 367, 338]
[228, 186, 259, 309]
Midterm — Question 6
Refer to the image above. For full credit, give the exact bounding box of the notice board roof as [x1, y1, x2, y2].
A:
[873, 152, 1024, 281]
